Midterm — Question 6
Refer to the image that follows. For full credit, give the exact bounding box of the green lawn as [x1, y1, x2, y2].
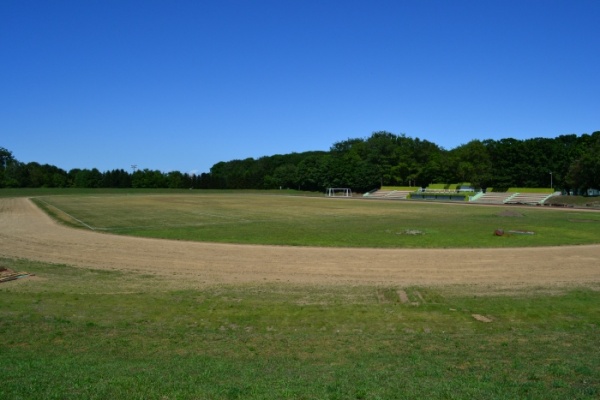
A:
[31, 191, 600, 248]
[2, 189, 599, 399]
[1, 258, 598, 399]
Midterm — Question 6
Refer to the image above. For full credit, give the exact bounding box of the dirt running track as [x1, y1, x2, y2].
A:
[1, 198, 599, 287]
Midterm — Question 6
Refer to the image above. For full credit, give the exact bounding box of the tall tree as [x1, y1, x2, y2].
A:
[0, 147, 15, 187]
[566, 131, 600, 192]
[72, 168, 103, 188]
[448, 140, 492, 189]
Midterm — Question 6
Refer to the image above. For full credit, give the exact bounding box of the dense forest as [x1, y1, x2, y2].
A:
[2, 131, 599, 193]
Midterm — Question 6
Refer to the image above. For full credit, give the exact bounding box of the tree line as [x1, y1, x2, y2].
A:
[2, 131, 599, 193]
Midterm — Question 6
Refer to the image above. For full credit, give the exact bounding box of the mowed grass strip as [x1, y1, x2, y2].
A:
[34, 192, 600, 248]
[1, 258, 598, 399]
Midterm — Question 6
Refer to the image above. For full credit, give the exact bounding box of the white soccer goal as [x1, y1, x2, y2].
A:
[325, 187, 352, 197]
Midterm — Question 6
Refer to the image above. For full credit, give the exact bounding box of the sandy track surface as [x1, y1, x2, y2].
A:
[1, 198, 599, 287]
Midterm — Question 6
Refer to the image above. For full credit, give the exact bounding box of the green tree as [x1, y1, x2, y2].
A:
[101, 169, 132, 188]
[449, 140, 492, 189]
[0, 147, 16, 187]
[166, 171, 187, 189]
[131, 169, 167, 188]
[485, 138, 524, 189]
[72, 168, 103, 188]
[297, 154, 330, 191]
[265, 164, 298, 189]
[566, 131, 600, 192]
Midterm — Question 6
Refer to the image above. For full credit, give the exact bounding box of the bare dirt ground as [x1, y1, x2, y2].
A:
[1, 198, 599, 288]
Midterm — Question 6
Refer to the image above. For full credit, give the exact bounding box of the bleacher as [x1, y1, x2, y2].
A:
[470, 192, 515, 204]
[504, 192, 558, 205]
[364, 185, 559, 205]
[471, 191, 558, 205]
[365, 190, 412, 200]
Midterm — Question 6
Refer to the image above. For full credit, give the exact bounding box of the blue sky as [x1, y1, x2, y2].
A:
[2, 0, 599, 174]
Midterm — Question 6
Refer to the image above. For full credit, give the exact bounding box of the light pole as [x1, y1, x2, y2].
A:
[549, 171, 553, 189]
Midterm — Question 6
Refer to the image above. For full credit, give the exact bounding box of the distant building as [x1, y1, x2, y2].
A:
[587, 188, 600, 196]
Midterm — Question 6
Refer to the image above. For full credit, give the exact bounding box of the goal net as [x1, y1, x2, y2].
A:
[326, 188, 352, 197]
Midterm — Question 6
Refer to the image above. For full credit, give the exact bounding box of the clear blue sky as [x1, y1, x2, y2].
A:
[2, 0, 599, 174]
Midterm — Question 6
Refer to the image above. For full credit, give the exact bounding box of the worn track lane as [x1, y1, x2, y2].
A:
[1, 198, 599, 287]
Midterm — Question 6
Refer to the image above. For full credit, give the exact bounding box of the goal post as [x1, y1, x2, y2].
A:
[325, 188, 352, 197]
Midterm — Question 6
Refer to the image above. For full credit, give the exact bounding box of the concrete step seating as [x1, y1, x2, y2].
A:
[471, 192, 515, 204]
[366, 190, 412, 200]
[472, 192, 554, 205]
[504, 192, 553, 205]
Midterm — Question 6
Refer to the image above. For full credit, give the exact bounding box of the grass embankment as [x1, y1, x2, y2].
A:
[31, 192, 600, 248]
[379, 186, 419, 191]
[1, 258, 598, 399]
[507, 188, 555, 193]
[546, 195, 600, 209]
[485, 188, 555, 194]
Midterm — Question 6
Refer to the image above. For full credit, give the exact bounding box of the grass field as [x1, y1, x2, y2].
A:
[1, 189, 599, 399]
[31, 190, 600, 248]
[1, 258, 599, 399]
